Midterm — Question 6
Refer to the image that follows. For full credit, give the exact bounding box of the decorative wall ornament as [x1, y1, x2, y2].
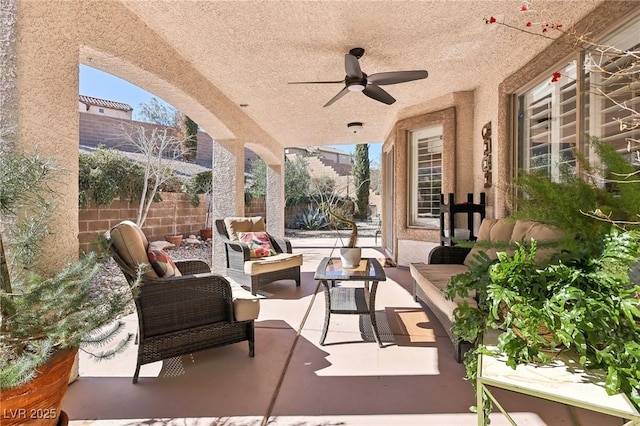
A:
[482, 122, 492, 187]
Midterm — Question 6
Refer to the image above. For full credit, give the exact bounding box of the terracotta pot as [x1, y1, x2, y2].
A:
[1, 348, 77, 426]
[165, 234, 183, 247]
[200, 228, 213, 241]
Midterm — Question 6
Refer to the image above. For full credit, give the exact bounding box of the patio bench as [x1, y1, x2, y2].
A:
[410, 218, 563, 362]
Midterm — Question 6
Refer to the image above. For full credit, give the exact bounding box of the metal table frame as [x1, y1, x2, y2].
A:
[477, 330, 640, 425]
[314, 257, 386, 347]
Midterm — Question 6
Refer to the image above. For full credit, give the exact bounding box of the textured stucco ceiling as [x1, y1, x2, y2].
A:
[118, 0, 603, 149]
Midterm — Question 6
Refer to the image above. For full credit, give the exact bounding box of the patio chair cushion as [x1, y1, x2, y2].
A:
[224, 216, 266, 241]
[227, 278, 261, 321]
[243, 252, 303, 275]
[411, 263, 476, 323]
[147, 249, 182, 278]
[110, 220, 158, 278]
[237, 231, 277, 258]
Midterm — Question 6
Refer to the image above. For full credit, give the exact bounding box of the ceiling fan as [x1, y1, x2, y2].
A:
[288, 47, 428, 107]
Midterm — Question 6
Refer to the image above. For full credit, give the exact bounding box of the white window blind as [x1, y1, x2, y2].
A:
[588, 21, 640, 164]
[518, 61, 577, 181]
[410, 126, 442, 226]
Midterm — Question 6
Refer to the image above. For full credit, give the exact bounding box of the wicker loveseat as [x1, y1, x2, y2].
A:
[109, 220, 260, 383]
[410, 218, 563, 362]
[215, 217, 302, 295]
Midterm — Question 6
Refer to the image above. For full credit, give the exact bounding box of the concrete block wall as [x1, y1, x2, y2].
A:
[79, 192, 206, 254]
[79, 112, 214, 164]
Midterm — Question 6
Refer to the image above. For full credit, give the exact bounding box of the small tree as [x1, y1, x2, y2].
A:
[246, 155, 311, 208]
[353, 144, 370, 219]
[181, 115, 199, 162]
[246, 158, 267, 201]
[118, 123, 189, 227]
[135, 97, 179, 127]
[285, 155, 311, 207]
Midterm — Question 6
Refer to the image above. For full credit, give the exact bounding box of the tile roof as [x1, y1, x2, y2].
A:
[79, 95, 133, 112]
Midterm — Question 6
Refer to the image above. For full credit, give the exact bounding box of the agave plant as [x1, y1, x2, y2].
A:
[294, 205, 329, 230]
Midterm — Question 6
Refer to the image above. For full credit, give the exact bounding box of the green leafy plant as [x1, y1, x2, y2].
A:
[1, 144, 134, 390]
[511, 138, 640, 255]
[78, 145, 145, 209]
[447, 233, 640, 420]
[187, 170, 212, 207]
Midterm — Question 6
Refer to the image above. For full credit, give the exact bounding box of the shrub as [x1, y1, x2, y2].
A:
[78, 146, 144, 209]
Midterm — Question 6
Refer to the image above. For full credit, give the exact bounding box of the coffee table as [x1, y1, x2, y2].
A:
[314, 257, 387, 347]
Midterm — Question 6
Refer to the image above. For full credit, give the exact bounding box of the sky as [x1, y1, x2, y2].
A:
[79, 64, 382, 164]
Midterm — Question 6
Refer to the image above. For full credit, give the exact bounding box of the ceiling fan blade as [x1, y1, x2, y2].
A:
[363, 84, 396, 105]
[288, 80, 344, 85]
[367, 70, 428, 86]
[344, 54, 363, 79]
[323, 86, 350, 107]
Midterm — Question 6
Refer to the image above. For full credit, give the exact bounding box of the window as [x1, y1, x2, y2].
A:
[516, 15, 640, 177]
[517, 61, 578, 180]
[409, 125, 443, 227]
[98, 108, 105, 113]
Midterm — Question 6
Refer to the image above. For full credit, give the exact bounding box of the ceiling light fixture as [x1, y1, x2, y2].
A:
[347, 122, 363, 134]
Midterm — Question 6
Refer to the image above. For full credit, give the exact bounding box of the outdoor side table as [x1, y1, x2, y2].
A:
[314, 257, 386, 347]
[477, 329, 640, 425]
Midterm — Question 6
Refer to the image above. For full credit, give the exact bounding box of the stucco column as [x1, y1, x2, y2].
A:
[211, 139, 242, 274]
[0, 0, 18, 145]
[266, 162, 284, 235]
[16, 1, 79, 273]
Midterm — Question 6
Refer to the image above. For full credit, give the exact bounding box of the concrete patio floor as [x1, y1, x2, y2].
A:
[64, 237, 624, 426]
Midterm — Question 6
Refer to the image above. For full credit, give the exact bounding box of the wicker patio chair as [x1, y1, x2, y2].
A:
[109, 220, 259, 383]
[215, 216, 302, 295]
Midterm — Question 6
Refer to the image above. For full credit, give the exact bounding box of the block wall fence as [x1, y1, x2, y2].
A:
[79, 194, 274, 254]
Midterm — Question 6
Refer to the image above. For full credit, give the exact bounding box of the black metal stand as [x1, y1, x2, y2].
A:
[439, 193, 486, 246]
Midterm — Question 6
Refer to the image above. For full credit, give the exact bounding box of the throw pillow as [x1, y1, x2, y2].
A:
[147, 249, 182, 278]
[237, 231, 277, 258]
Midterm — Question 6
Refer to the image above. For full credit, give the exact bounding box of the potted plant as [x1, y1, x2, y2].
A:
[445, 139, 640, 421]
[447, 232, 640, 421]
[0, 143, 133, 425]
[327, 206, 360, 268]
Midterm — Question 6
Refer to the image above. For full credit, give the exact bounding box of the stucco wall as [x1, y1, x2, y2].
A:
[17, 1, 80, 274]
[383, 1, 640, 265]
[384, 93, 475, 266]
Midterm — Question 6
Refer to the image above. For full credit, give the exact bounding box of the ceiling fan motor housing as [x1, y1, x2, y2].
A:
[346, 74, 367, 92]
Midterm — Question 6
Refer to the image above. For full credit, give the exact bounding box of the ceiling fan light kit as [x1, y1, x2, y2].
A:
[288, 47, 428, 107]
